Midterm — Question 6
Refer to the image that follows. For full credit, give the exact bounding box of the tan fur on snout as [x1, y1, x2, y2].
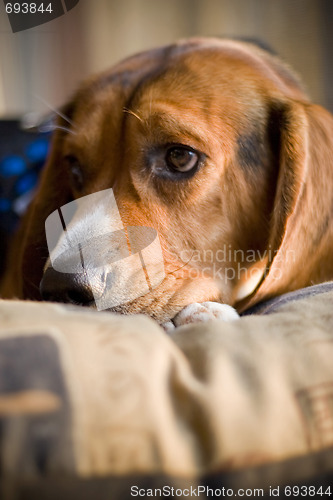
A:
[2, 37, 333, 322]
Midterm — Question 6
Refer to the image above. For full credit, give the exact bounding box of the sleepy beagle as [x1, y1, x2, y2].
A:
[2, 37, 333, 329]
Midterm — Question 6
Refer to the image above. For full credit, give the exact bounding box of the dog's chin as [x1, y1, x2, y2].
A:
[46, 294, 173, 323]
[99, 281, 213, 324]
[87, 273, 228, 324]
[40, 269, 225, 324]
[104, 301, 181, 325]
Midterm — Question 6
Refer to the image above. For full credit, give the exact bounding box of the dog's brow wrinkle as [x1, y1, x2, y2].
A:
[123, 107, 144, 123]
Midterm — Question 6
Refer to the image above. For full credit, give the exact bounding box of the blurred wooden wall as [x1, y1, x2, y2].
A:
[0, 0, 332, 116]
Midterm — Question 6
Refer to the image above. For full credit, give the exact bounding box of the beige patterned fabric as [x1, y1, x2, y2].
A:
[0, 290, 333, 496]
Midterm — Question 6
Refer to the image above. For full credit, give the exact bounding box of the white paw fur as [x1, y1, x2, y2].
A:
[162, 301, 240, 331]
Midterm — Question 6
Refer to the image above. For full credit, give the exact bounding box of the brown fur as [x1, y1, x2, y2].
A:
[1, 37, 333, 322]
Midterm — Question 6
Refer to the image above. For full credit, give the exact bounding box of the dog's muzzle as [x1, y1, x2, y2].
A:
[40, 266, 104, 306]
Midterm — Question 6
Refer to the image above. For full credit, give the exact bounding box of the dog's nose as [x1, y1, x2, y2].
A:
[40, 267, 103, 306]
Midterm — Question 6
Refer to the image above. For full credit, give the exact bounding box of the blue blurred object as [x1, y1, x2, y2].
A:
[0, 155, 26, 177]
[0, 120, 51, 230]
[15, 171, 39, 196]
[0, 198, 11, 212]
[0, 119, 51, 278]
[26, 138, 50, 162]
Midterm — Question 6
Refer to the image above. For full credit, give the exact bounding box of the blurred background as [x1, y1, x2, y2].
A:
[0, 0, 333, 117]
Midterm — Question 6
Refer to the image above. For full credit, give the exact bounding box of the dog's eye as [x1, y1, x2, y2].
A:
[64, 155, 84, 191]
[166, 146, 199, 172]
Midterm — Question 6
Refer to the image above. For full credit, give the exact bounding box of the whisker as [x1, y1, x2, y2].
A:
[33, 94, 75, 127]
[166, 252, 194, 275]
[26, 278, 41, 293]
[123, 107, 144, 123]
[40, 123, 76, 135]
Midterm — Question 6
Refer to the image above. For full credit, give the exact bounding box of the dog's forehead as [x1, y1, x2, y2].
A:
[70, 41, 258, 127]
[67, 38, 306, 145]
[81, 40, 265, 103]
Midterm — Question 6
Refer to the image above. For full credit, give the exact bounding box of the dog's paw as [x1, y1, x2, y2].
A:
[162, 301, 240, 331]
[161, 320, 176, 334]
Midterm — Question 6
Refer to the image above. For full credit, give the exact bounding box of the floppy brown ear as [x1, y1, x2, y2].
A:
[0, 123, 73, 300]
[237, 99, 333, 311]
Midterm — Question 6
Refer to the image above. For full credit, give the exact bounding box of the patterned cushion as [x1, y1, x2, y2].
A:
[0, 290, 332, 499]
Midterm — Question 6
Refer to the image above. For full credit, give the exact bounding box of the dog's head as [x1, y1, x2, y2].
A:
[8, 38, 333, 322]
